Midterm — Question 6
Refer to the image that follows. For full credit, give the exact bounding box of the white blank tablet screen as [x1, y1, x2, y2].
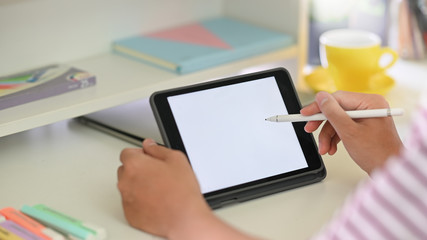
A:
[167, 76, 308, 194]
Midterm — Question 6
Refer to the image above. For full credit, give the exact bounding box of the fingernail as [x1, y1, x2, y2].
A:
[144, 138, 157, 146]
[316, 91, 329, 106]
[320, 96, 328, 106]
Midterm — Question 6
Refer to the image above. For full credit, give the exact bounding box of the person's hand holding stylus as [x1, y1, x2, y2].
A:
[300, 91, 403, 174]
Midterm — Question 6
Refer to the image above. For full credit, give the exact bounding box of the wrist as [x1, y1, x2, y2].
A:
[168, 201, 257, 240]
[167, 200, 213, 240]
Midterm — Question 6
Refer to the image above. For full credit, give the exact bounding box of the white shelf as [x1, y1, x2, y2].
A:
[0, 0, 307, 137]
[0, 46, 298, 137]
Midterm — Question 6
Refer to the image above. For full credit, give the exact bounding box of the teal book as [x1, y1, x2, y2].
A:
[112, 17, 294, 74]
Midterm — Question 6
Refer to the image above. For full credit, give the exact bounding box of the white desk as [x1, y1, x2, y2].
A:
[0, 59, 425, 240]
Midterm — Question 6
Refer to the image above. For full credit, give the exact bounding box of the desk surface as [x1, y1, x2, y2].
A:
[0, 119, 366, 240]
[0, 59, 426, 240]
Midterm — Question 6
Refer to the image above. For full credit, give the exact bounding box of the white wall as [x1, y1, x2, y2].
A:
[0, 0, 302, 76]
[0, 0, 223, 75]
[223, 0, 300, 37]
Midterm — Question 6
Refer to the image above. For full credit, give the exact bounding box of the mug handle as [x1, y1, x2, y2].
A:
[378, 47, 398, 71]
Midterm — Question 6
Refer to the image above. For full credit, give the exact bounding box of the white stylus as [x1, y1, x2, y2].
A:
[265, 108, 405, 122]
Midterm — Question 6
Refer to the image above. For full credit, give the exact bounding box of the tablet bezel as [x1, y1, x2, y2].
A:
[150, 68, 326, 208]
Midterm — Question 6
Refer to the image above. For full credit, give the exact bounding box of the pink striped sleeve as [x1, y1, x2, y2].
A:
[311, 102, 427, 240]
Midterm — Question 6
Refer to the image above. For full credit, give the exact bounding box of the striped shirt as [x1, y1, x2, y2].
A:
[312, 98, 427, 240]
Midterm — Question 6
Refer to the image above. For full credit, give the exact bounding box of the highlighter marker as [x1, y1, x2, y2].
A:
[0, 207, 64, 240]
[0, 74, 32, 83]
[0, 81, 31, 85]
[0, 225, 24, 240]
[21, 206, 96, 240]
[33, 205, 105, 240]
[0, 220, 44, 240]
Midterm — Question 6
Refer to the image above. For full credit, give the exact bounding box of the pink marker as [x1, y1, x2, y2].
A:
[0, 208, 64, 240]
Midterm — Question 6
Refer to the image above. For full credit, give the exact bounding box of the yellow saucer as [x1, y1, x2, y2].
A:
[304, 67, 395, 95]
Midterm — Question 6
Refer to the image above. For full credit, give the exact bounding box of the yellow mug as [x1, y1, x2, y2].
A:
[320, 29, 398, 92]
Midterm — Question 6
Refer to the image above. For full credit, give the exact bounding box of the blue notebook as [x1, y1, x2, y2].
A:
[112, 17, 294, 74]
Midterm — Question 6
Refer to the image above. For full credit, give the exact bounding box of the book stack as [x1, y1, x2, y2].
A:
[398, 0, 427, 59]
[112, 17, 294, 74]
[0, 205, 106, 240]
[0, 65, 96, 111]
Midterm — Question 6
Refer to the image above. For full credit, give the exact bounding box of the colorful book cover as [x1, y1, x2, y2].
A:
[0, 65, 96, 110]
[112, 17, 294, 74]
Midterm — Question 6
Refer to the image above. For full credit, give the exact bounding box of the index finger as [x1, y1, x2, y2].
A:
[332, 91, 390, 110]
[300, 100, 321, 116]
[300, 98, 323, 133]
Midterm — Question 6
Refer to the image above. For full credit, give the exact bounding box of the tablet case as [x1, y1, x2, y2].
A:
[150, 68, 326, 209]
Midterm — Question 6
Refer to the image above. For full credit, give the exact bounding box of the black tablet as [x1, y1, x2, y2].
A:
[150, 68, 326, 208]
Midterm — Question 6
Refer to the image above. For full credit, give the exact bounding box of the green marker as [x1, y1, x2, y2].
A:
[21, 205, 106, 240]
[0, 74, 32, 83]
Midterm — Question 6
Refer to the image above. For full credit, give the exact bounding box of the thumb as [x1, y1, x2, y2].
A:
[142, 139, 174, 161]
[316, 92, 356, 136]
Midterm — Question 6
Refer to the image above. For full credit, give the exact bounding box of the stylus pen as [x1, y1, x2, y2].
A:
[265, 108, 404, 122]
